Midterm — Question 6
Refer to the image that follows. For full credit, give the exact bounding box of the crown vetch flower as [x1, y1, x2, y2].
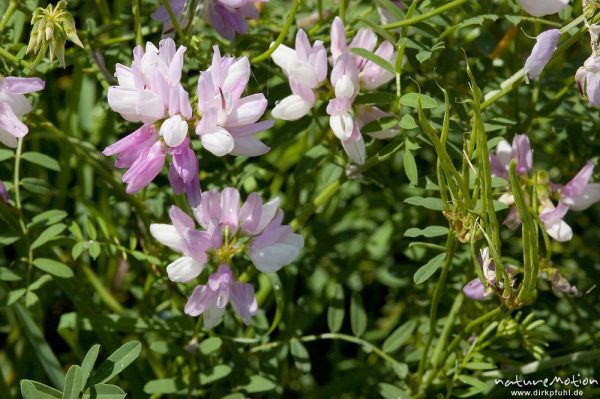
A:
[195, 46, 273, 157]
[575, 54, 600, 106]
[150, 206, 213, 282]
[489, 134, 533, 180]
[107, 38, 191, 125]
[517, 0, 569, 17]
[524, 29, 560, 83]
[326, 17, 397, 164]
[271, 29, 328, 121]
[205, 0, 267, 40]
[0, 77, 45, 148]
[184, 264, 258, 328]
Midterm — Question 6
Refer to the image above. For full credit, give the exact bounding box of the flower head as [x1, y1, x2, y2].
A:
[489, 134, 533, 180]
[326, 17, 397, 164]
[107, 38, 191, 125]
[0, 77, 45, 148]
[271, 29, 328, 120]
[195, 46, 273, 157]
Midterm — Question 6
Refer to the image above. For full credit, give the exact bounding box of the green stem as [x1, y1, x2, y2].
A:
[0, 0, 17, 33]
[383, 0, 467, 30]
[133, 0, 144, 46]
[481, 14, 588, 110]
[80, 264, 123, 314]
[251, 332, 403, 368]
[0, 47, 30, 68]
[417, 306, 505, 397]
[339, 0, 346, 22]
[417, 233, 457, 383]
[27, 43, 48, 73]
[160, 0, 185, 41]
[430, 292, 463, 368]
[251, 0, 300, 63]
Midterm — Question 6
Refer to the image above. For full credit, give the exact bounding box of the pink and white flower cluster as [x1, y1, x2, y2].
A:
[150, 188, 303, 328]
[490, 134, 600, 242]
[104, 38, 272, 204]
[271, 17, 398, 165]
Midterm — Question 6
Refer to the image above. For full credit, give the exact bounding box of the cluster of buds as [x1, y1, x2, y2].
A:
[27, 0, 84, 67]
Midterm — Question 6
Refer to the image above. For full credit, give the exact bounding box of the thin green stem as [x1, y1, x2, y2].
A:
[133, 0, 144, 46]
[339, 0, 346, 22]
[417, 233, 457, 383]
[80, 264, 123, 314]
[160, 0, 185, 41]
[251, 332, 402, 368]
[0, 0, 17, 33]
[383, 0, 467, 30]
[27, 43, 48, 73]
[417, 306, 505, 397]
[251, 0, 300, 63]
[0, 47, 30, 68]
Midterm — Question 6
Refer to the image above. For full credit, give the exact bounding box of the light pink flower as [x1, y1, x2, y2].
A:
[195, 46, 273, 157]
[518, 0, 569, 17]
[271, 29, 328, 120]
[184, 265, 258, 328]
[524, 29, 560, 83]
[107, 38, 191, 126]
[204, 0, 267, 40]
[0, 77, 45, 147]
[489, 134, 533, 180]
[150, 205, 213, 282]
[575, 54, 600, 106]
[326, 17, 397, 164]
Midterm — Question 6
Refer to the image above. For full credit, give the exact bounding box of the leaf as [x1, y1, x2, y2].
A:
[403, 145, 418, 185]
[31, 224, 67, 250]
[143, 378, 185, 395]
[0, 266, 21, 281]
[290, 339, 311, 373]
[82, 384, 126, 399]
[265, 272, 284, 335]
[241, 375, 277, 394]
[399, 114, 417, 130]
[1, 288, 26, 307]
[29, 274, 52, 291]
[33, 258, 74, 279]
[399, 93, 438, 109]
[378, 383, 409, 399]
[89, 341, 141, 385]
[20, 380, 62, 399]
[28, 210, 68, 228]
[376, 0, 405, 21]
[89, 242, 101, 260]
[404, 226, 449, 238]
[350, 292, 367, 337]
[458, 375, 490, 391]
[349, 48, 395, 74]
[199, 365, 232, 385]
[80, 344, 101, 388]
[465, 362, 496, 370]
[383, 320, 417, 353]
[0, 149, 14, 162]
[199, 337, 222, 355]
[404, 196, 444, 211]
[62, 365, 83, 399]
[414, 253, 446, 285]
[327, 283, 345, 333]
[22, 152, 61, 171]
[20, 177, 52, 195]
[0, 229, 21, 246]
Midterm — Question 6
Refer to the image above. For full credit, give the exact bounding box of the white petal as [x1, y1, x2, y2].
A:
[250, 234, 303, 273]
[334, 75, 355, 98]
[270, 44, 296, 75]
[160, 115, 189, 147]
[150, 224, 184, 252]
[272, 95, 312, 121]
[518, 0, 569, 17]
[545, 219, 573, 242]
[330, 113, 354, 141]
[201, 127, 234, 156]
[342, 136, 366, 165]
[495, 140, 513, 168]
[166, 256, 204, 282]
